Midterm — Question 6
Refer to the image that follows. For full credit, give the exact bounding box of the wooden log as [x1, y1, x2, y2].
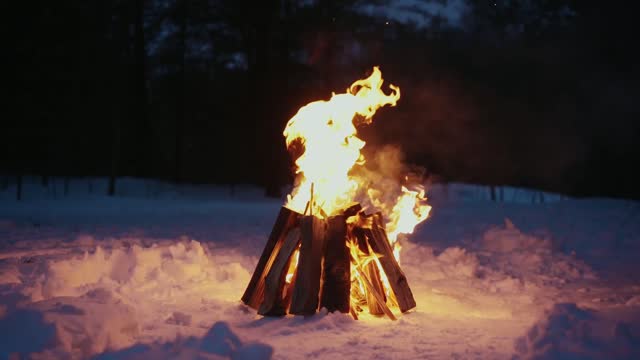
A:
[342, 203, 362, 218]
[349, 303, 359, 320]
[319, 215, 350, 313]
[258, 228, 301, 316]
[353, 228, 386, 316]
[289, 216, 327, 315]
[348, 239, 397, 321]
[368, 214, 416, 312]
[351, 265, 396, 320]
[283, 263, 298, 312]
[364, 261, 386, 315]
[242, 207, 299, 309]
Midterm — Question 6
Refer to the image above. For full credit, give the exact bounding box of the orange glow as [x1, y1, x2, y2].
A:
[285, 247, 300, 284]
[347, 238, 383, 309]
[281, 67, 431, 315]
[283, 67, 400, 217]
[386, 186, 432, 262]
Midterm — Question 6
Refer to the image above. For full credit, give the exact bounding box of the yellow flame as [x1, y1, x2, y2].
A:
[285, 247, 300, 284]
[283, 67, 400, 217]
[386, 186, 432, 262]
[348, 238, 380, 269]
[282, 68, 432, 313]
[347, 238, 382, 306]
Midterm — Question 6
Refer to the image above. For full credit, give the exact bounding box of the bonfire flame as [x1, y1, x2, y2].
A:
[282, 67, 431, 314]
[386, 185, 432, 262]
[283, 66, 399, 217]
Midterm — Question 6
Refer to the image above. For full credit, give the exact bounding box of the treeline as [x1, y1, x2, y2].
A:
[4, 0, 639, 199]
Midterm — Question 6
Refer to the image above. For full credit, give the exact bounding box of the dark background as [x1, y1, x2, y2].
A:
[4, 0, 639, 199]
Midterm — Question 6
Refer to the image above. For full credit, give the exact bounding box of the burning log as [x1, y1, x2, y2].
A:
[242, 207, 299, 309]
[368, 213, 416, 313]
[352, 227, 385, 315]
[319, 215, 351, 313]
[241, 67, 429, 321]
[290, 216, 327, 315]
[258, 228, 301, 316]
[365, 263, 387, 315]
[241, 205, 415, 320]
[352, 226, 396, 318]
[349, 262, 397, 320]
[363, 264, 387, 315]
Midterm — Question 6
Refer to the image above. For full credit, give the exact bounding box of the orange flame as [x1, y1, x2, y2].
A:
[386, 186, 432, 262]
[285, 247, 300, 284]
[283, 68, 431, 297]
[283, 67, 399, 217]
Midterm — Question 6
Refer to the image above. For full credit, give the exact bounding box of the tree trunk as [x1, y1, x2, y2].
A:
[16, 175, 23, 201]
[245, 1, 277, 196]
[64, 177, 70, 196]
[109, 112, 120, 197]
[174, 0, 187, 184]
[41, 135, 49, 188]
[133, 0, 148, 177]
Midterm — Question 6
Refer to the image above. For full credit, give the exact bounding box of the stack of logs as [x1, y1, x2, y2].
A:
[241, 205, 416, 320]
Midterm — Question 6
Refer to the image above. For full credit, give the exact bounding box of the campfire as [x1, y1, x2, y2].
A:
[242, 67, 431, 320]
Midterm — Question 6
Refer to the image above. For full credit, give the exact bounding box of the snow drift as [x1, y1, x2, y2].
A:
[0, 180, 639, 359]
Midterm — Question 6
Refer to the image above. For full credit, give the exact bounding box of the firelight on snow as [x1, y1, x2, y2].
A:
[242, 67, 432, 320]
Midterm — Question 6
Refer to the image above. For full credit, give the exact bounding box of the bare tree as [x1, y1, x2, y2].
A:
[16, 175, 23, 201]
[108, 113, 120, 197]
[174, 0, 188, 184]
[133, 0, 149, 178]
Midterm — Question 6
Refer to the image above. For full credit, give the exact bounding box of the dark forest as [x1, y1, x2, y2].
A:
[5, 0, 639, 199]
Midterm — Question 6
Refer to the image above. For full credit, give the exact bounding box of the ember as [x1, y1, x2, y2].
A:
[242, 67, 431, 319]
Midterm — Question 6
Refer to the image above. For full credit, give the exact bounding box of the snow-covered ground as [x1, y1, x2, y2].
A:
[1, 178, 639, 359]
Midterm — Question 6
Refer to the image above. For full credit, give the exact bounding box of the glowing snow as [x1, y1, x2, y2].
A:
[0, 179, 638, 359]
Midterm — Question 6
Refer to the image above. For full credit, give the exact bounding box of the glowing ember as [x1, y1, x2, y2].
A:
[285, 247, 300, 284]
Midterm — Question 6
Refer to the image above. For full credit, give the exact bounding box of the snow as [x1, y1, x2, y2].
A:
[1, 177, 639, 359]
[514, 303, 640, 359]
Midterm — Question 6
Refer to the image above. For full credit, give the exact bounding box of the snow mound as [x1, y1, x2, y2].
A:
[401, 241, 529, 319]
[95, 321, 273, 360]
[1, 239, 266, 359]
[514, 303, 640, 360]
[402, 243, 480, 281]
[0, 308, 57, 358]
[0, 264, 20, 285]
[25, 239, 250, 303]
[479, 219, 595, 286]
[482, 219, 552, 253]
[0, 290, 138, 359]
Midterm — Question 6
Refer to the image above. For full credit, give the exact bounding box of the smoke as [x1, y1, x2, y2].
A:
[351, 145, 426, 217]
